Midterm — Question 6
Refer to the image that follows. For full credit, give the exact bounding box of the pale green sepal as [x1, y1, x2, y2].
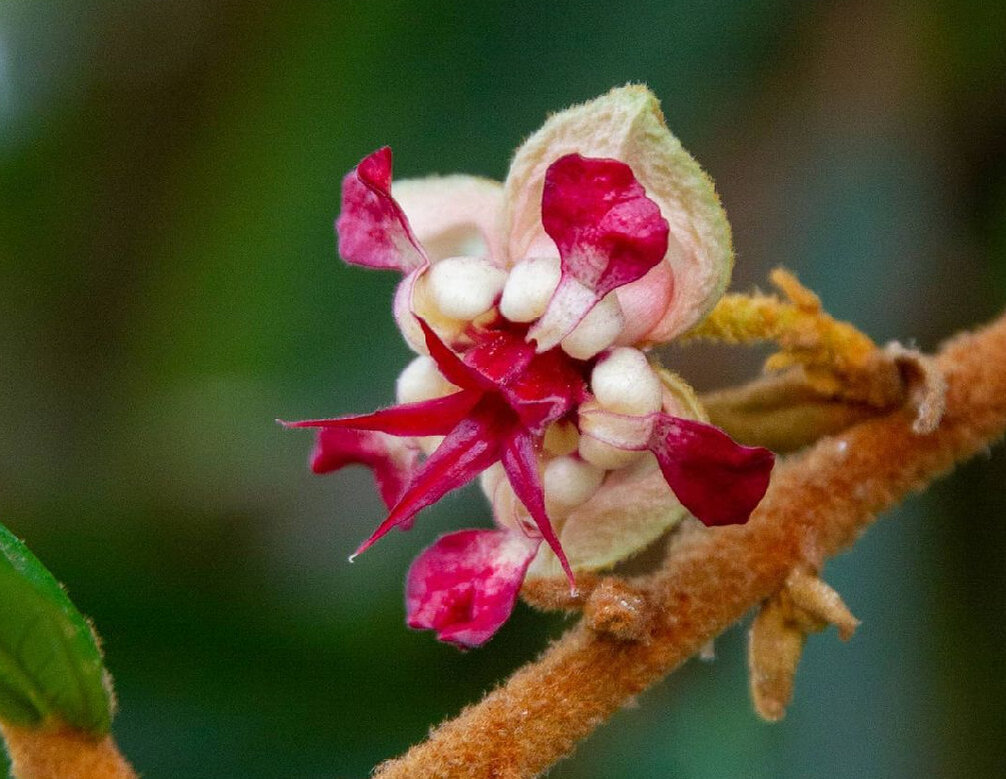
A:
[526, 465, 690, 581]
[502, 84, 734, 342]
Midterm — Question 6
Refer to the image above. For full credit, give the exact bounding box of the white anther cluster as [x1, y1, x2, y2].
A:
[417, 253, 628, 362]
[577, 347, 661, 471]
[405, 254, 667, 526]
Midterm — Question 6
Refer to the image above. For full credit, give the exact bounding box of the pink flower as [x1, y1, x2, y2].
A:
[284, 86, 774, 648]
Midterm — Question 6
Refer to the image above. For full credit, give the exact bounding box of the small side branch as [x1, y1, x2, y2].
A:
[687, 269, 904, 407]
[374, 312, 1006, 779]
[748, 569, 858, 721]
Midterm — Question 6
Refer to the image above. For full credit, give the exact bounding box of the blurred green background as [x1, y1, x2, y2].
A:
[1, 1, 1004, 776]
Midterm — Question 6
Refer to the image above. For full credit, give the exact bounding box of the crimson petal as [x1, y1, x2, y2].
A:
[459, 326, 587, 434]
[503, 347, 587, 434]
[528, 154, 669, 351]
[310, 428, 419, 509]
[406, 529, 541, 648]
[417, 318, 492, 391]
[281, 389, 482, 437]
[500, 430, 576, 590]
[353, 396, 516, 556]
[336, 147, 427, 272]
[648, 415, 774, 527]
[461, 327, 537, 387]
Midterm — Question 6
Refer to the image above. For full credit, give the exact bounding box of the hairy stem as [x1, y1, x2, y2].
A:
[374, 312, 1006, 779]
[0, 724, 135, 779]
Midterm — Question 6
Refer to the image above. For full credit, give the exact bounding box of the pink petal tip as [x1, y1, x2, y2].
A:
[310, 428, 419, 509]
[336, 147, 428, 272]
[529, 154, 669, 350]
[406, 529, 541, 647]
[648, 415, 774, 527]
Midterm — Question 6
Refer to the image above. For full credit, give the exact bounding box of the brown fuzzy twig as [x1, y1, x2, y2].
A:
[0, 724, 135, 779]
[374, 312, 1006, 779]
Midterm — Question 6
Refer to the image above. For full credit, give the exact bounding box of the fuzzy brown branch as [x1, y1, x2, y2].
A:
[0, 724, 135, 779]
[374, 313, 1006, 779]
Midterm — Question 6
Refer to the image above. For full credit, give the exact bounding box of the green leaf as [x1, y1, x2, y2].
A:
[0, 523, 111, 734]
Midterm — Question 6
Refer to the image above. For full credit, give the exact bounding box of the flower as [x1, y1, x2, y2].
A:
[284, 86, 774, 648]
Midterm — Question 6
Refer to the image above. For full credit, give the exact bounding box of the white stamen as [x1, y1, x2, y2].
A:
[427, 256, 507, 320]
[577, 400, 653, 470]
[396, 355, 455, 404]
[590, 347, 662, 415]
[398, 270, 468, 356]
[579, 399, 654, 443]
[499, 256, 561, 322]
[543, 455, 604, 507]
[560, 293, 624, 360]
[492, 475, 528, 533]
[478, 464, 533, 533]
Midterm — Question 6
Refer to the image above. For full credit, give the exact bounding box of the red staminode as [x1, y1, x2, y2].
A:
[287, 315, 590, 587]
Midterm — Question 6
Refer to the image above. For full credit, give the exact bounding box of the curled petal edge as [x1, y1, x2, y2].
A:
[391, 175, 505, 264]
[503, 85, 734, 343]
[309, 428, 420, 510]
[336, 147, 428, 272]
[581, 408, 774, 527]
[648, 415, 774, 527]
